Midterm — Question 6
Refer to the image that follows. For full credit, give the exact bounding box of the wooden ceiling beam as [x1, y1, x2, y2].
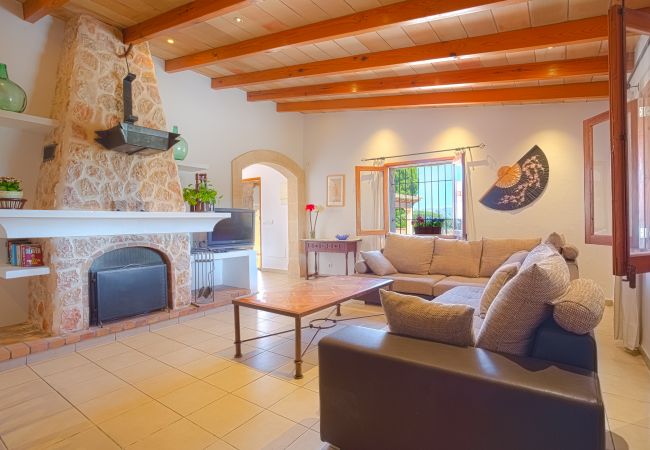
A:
[165, 0, 523, 72]
[123, 0, 253, 45]
[211, 16, 608, 90]
[247, 56, 609, 102]
[22, 0, 68, 23]
[276, 81, 609, 113]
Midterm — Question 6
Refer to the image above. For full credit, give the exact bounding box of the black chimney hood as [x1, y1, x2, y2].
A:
[95, 73, 180, 156]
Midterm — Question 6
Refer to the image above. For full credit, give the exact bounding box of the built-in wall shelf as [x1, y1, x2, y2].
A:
[176, 161, 209, 173]
[0, 264, 50, 279]
[0, 110, 58, 135]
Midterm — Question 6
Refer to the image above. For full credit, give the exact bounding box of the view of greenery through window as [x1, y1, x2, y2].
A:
[390, 162, 463, 236]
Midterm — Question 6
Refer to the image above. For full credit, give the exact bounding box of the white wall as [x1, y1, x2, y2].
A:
[154, 58, 304, 207]
[302, 102, 614, 297]
[242, 164, 289, 271]
[0, 0, 64, 325]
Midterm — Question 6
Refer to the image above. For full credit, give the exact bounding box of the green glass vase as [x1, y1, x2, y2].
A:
[0, 64, 27, 113]
[172, 125, 189, 161]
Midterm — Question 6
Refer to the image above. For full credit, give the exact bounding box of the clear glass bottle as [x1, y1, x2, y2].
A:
[0, 64, 27, 113]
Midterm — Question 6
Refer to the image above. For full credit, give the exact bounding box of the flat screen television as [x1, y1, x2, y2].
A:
[207, 208, 255, 249]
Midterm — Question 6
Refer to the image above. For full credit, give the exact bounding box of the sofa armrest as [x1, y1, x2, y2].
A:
[319, 326, 605, 450]
[531, 319, 597, 371]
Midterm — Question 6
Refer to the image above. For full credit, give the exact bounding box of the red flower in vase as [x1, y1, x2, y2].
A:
[305, 204, 315, 211]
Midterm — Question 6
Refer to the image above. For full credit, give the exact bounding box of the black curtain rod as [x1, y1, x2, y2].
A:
[361, 143, 485, 162]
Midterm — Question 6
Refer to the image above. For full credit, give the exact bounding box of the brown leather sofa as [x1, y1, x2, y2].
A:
[319, 323, 604, 450]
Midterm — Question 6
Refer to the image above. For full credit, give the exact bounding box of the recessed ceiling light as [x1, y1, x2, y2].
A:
[234, 16, 243, 23]
[167, 38, 175, 44]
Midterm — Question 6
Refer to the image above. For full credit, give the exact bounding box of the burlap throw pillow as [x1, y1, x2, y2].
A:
[479, 238, 541, 277]
[383, 233, 435, 275]
[479, 262, 520, 318]
[380, 289, 475, 347]
[552, 279, 605, 335]
[429, 238, 483, 277]
[475, 244, 570, 355]
[361, 250, 397, 276]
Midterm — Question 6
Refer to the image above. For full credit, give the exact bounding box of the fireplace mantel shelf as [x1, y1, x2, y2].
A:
[0, 210, 230, 239]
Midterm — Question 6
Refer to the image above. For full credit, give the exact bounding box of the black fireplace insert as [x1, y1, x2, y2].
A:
[89, 247, 168, 326]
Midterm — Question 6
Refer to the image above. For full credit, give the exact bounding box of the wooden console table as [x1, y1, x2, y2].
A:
[302, 238, 361, 279]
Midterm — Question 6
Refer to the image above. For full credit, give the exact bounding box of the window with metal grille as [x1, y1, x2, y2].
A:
[388, 157, 465, 238]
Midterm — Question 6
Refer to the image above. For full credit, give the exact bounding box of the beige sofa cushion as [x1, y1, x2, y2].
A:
[479, 238, 541, 277]
[475, 244, 570, 356]
[360, 250, 397, 276]
[429, 239, 483, 277]
[383, 233, 435, 275]
[479, 262, 520, 318]
[390, 274, 445, 296]
[433, 276, 489, 296]
[434, 286, 485, 335]
[380, 289, 474, 347]
[552, 279, 605, 335]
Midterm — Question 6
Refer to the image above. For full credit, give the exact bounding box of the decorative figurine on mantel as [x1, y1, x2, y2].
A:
[0, 176, 26, 209]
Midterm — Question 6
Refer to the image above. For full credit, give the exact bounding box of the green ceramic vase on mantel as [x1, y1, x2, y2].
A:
[0, 64, 27, 113]
[172, 125, 189, 161]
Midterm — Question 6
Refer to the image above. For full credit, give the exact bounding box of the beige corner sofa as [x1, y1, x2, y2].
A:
[356, 233, 579, 298]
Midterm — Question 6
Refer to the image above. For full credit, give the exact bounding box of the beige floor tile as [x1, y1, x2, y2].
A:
[3, 407, 93, 449]
[240, 351, 293, 373]
[113, 359, 171, 384]
[303, 349, 319, 366]
[0, 378, 56, 411]
[285, 429, 331, 450]
[134, 368, 196, 398]
[0, 392, 72, 434]
[203, 438, 237, 450]
[94, 349, 151, 372]
[215, 343, 264, 361]
[304, 377, 320, 393]
[156, 347, 209, 367]
[57, 372, 128, 405]
[29, 353, 89, 378]
[187, 394, 262, 437]
[158, 380, 227, 415]
[99, 401, 181, 447]
[204, 364, 265, 392]
[270, 362, 319, 387]
[232, 375, 299, 408]
[177, 354, 234, 378]
[157, 326, 218, 346]
[127, 419, 217, 450]
[43, 362, 108, 390]
[78, 342, 132, 362]
[77, 386, 152, 424]
[604, 392, 650, 426]
[189, 335, 235, 353]
[137, 338, 188, 357]
[0, 366, 39, 390]
[119, 332, 171, 349]
[46, 426, 120, 449]
[600, 372, 650, 403]
[269, 388, 320, 427]
[269, 339, 315, 359]
[247, 335, 292, 351]
[610, 421, 650, 450]
[224, 410, 307, 450]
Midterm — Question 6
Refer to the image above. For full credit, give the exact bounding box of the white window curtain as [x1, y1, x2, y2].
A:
[614, 276, 641, 351]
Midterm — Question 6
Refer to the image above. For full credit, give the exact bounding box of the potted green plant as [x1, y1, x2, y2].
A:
[0, 176, 23, 199]
[412, 215, 445, 235]
[183, 179, 222, 212]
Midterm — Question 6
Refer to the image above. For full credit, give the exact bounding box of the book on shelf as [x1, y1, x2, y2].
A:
[5, 240, 44, 267]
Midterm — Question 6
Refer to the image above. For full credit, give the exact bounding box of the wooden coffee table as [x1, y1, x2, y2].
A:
[232, 276, 393, 378]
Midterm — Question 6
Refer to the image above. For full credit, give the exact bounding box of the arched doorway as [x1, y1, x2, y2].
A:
[232, 150, 306, 278]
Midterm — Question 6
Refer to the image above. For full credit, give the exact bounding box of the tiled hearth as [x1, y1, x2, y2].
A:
[0, 286, 248, 364]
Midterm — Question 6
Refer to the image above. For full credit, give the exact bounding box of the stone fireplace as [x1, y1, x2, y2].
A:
[28, 15, 192, 335]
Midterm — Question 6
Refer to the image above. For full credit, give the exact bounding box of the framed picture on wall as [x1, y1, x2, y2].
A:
[327, 174, 345, 207]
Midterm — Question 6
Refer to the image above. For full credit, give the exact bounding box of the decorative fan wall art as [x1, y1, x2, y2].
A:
[480, 145, 549, 211]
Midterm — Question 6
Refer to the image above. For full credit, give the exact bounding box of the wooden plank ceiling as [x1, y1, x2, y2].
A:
[23, 0, 650, 112]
